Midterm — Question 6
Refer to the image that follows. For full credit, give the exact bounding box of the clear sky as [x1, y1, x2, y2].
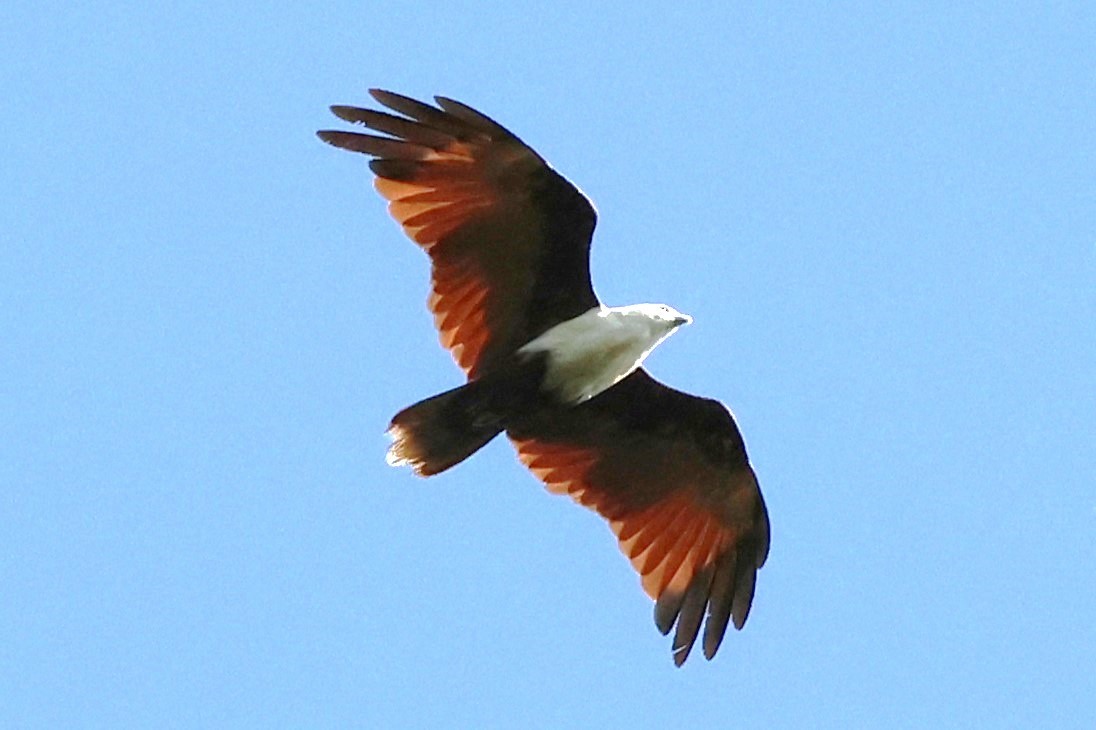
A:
[3, 2, 1094, 727]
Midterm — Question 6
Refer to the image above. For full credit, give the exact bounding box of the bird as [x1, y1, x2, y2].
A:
[317, 90, 770, 666]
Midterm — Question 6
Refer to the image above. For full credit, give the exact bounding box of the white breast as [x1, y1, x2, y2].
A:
[517, 306, 676, 404]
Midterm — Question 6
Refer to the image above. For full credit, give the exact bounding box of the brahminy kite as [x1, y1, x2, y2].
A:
[317, 90, 769, 665]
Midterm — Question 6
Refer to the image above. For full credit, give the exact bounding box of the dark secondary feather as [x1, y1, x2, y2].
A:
[509, 370, 770, 666]
[318, 90, 599, 377]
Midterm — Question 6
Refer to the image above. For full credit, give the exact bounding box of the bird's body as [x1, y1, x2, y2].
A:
[318, 91, 769, 665]
[519, 304, 692, 404]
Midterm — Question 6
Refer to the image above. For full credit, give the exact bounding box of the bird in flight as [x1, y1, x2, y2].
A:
[317, 90, 770, 665]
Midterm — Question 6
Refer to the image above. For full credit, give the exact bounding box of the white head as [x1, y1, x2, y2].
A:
[613, 302, 693, 330]
[603, 303, 693, 357]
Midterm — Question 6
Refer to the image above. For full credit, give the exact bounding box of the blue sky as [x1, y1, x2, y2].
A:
[3, 1, 1094, 727]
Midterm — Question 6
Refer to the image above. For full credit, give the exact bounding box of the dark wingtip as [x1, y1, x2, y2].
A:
[433, 95, 514, 140]
[369, 88, 412, 109]
[732, 605, 751, 631]
[702, 632, 724, 661]
[653, 592, 682, 636]
[731, 565, 758, 631]
[330, 105, 361, 123]
[316, 130, 375, 154]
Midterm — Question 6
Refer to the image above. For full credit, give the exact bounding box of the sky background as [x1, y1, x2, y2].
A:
[3, 1, 1094, 727]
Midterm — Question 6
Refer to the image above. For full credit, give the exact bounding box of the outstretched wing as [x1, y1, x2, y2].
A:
[318, 90, 599, 378]
[507, 370, 770, 666]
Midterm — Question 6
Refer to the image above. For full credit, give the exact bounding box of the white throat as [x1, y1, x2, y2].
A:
[517, 304, 691, 404]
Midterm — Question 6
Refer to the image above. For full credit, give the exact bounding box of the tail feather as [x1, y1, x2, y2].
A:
[386, 353, 549, 477]
[385, 381, 503, 477]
